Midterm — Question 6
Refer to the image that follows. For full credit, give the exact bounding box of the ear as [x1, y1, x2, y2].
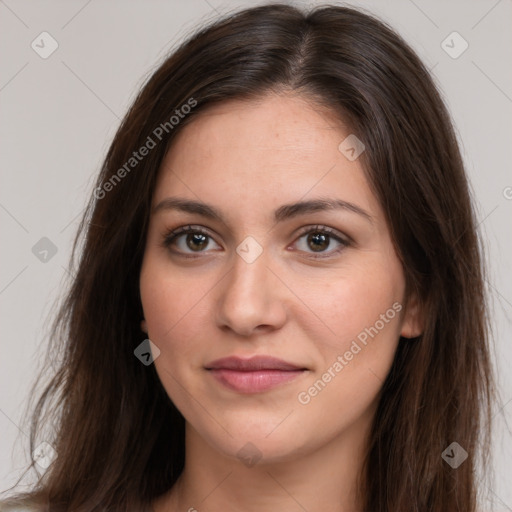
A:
[400, 292, 424, 339]
[141, 319, 148, 333]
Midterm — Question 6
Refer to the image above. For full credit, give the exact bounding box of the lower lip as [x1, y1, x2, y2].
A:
[208, 369, 305, 393]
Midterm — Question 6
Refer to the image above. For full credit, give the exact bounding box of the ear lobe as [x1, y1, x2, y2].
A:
[141, 319, 148, 333]
[400, 293, 424, 339]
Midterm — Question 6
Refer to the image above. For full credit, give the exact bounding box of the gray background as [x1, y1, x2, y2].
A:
[1, 0, 511, 509]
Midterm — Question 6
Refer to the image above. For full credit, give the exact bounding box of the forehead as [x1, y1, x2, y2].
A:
[153, 93, 377, 221]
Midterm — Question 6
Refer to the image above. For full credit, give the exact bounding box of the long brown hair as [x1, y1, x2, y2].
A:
[1, 4, 496, 511]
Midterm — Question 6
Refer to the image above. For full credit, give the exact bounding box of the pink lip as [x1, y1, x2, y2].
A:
[205, 356, 307, 393]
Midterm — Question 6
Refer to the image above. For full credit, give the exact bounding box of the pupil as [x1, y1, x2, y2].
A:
[309, 233, 328, 251]
[187, 233, 208, 251]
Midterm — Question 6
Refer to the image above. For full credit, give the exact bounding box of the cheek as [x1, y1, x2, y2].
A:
[293, 260, 404, 421]
[139, 256, 214, 364]
[295, 261, 404, 353]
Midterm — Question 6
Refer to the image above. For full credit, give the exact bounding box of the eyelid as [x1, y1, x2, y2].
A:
[290, 224, 350, 259]
[160, 224, 219, 254]
[293, 224, 352, 245]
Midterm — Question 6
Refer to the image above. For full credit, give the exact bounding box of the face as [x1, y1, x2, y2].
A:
[139, 92, 421, 465]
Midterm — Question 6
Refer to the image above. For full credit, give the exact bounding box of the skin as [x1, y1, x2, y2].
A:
[140, 91, 422, 512]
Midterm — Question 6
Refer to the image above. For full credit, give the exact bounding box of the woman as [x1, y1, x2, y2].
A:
[0, 3, 495, 511]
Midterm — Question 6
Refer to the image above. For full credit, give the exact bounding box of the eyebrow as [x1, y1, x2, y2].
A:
[152, 196, 373, 224]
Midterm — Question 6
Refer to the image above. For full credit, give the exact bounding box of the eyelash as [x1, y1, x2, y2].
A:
[160, 224, 350, 260]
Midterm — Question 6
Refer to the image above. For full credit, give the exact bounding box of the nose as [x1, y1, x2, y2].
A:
[214, 246, 288, 338]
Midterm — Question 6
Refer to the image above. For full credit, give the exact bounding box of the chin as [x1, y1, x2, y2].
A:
[193, 417, 313, 467]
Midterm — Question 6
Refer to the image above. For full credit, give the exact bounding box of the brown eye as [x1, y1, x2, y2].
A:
[294, 225, 349, 258]
[185, 233, 209, 251]
[162, 226, 220, 255]
[306, 232, 330, 252]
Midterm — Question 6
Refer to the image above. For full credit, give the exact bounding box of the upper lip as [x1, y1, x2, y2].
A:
[205, 356, 306, 371]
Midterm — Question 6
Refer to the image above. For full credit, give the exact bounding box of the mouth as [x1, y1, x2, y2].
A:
[205, 355, 308, 393]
